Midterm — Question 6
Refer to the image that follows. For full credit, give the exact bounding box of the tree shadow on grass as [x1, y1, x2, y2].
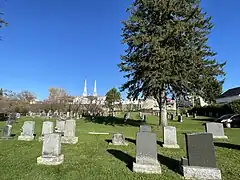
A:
[214, 142, 240, 150]
[84, 116, 145, 127]
[107, 149, 134, 171]
[125, 138, 136, 145]
[158, 154, 181, 175]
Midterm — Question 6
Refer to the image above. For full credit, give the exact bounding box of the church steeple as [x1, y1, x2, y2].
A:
[93, 80, 97, 97]
[83, 80, 87, 97]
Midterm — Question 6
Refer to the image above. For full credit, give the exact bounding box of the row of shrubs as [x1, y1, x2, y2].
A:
[188, 100, 240, 117]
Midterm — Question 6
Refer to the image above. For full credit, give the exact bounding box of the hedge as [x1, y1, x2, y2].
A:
[188, 100, 240, 117]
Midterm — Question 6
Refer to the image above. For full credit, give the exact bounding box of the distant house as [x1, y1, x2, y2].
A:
[216, 87, 240, 104]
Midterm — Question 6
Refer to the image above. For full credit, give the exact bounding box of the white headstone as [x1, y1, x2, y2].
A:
[37, 133, 64, 165]
[163, 126, 179, 148]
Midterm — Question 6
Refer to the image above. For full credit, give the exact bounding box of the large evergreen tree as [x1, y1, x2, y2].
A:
[119, 0, 225, 126]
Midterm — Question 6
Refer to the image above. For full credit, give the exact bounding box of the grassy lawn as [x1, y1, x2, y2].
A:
[0, 113, 240, 180]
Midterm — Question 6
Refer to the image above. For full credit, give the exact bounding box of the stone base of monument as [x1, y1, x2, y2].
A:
[213, 135, 228, 139]
[18, 135, 34, 141]
[37, 154, 64, 165]
[109, 142, 128, 146]
[133, 162, 161, 174]
[181, 165, 222, 180]
[162, 144, 180, 149]
[61, 136, 78, 144]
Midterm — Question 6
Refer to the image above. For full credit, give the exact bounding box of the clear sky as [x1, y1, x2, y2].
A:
[0, 0, 239, 100]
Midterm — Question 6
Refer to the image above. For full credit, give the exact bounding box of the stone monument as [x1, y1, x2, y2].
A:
[37, 133, 64, 165]
[133, 132, 161, 174]
[162, 126, 179, 148]
[0, 125, 13, 139]
[205, 122, 228, 139]
[61, 119, 78, 144]
[39, 121, 54, 141]
[109, 133, 128, 146]
[18, 121, 35, 141]
[180, 133, 222, 180]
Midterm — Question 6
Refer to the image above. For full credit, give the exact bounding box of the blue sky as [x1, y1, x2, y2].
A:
[0, 0, 239, 100]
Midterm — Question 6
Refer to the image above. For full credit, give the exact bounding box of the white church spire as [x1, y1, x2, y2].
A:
[83, 80, 87, 97]
[93, 80, 97, 97]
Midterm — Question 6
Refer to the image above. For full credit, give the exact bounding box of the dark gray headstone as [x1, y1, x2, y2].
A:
[205, 122, 225, 137]
[136, 132, 158, 165]
[178, 115, 183, 122]
[139, 125, 151, 132]
[185, 133, 216, 168]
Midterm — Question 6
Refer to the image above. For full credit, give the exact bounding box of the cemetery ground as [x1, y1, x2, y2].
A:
[0, 114, 240, 180]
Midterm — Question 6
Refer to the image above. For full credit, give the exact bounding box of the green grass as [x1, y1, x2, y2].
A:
[0, 114, 240, 180]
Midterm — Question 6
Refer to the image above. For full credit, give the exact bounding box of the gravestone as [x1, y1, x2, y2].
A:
[66, 112, 70, 118]
[205, 122, 228, 139]
[209, 112, 213, 117]
[41, 111, 46, 117]
[16, 113, 21, 119]
[170, 113, 174, 120]
[55, 119, 65, 135]
[124, 113, 129, 122]
[1, 125, 13, 139]
[139, 125, 151, 132]
[39, 121, 54, 141]
[186, 113, 189, 118]
[109, 133, 128, 146]
[133, 132, 161, 174]
[37, 133, 64, 165]
[163, 126, 179, 148]
[178, 115, 183, 123]
[180, 133, 222, 180]
[193, 113, 197, 118]
[18, 121, 35, 141]
[76, 113, 79, 120]
[61, 119, 78, 144]
[143, 115, 147, 122]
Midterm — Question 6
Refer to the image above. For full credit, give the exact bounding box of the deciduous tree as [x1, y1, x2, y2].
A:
[105, 88, 121, 112]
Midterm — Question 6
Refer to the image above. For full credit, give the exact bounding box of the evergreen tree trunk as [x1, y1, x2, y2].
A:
[158, 90, 168, 127]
